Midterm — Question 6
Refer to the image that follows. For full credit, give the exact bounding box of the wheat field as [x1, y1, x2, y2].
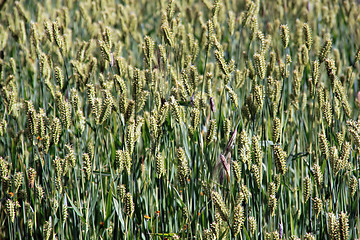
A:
[0, 0, 359, 239]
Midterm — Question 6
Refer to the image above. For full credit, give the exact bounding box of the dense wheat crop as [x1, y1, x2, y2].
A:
[0, 0, 360, 239]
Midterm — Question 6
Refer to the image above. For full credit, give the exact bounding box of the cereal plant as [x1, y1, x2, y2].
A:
[0, 0, 359, 239]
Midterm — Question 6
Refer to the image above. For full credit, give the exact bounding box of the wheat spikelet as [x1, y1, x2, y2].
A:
[211, 191, 229, 222]
[272, 117, 281, 143]
[35, 184, 44, 201]
[62, 205, 68, 222]
[70, 88, 80, 111]
[5, 199, 15, 223]
[274, 145, 287, 175]
[300, 44, 309, 65]
[303, 176, 312, 203]
[232, 160, 242, 183]
[232, 203, 245, 236]
[251, 164, 262, 188]
[251, 135, 262, 165]
[303, 23, 312, 49]
[156, 152, 165, 178]
[206, 120, 217, 145]
[98, 39, 111, 63]
[161, 20, 174, 47]
[124, 193, 135, 217]
[280, 24, 290, 48]
[312, 163, 323, 186]
[189, 107, 200, 137]
[253, 52, 266, 79]
[329, 146, 342, 175]
[338, 212, 349, 240]
[117, 184, 126, 203]
[214, 50, 229, 76]
[53, 21, 63, 50]
[328, 212, 339, 240]
[268, 194, 277, 216]
[82, 153, 91, 180]
[319, 132, 330, 160]
[177, 147, 189, 187]
[354, 46, 360, 64]
[319, 38, 332, 63]
[51, 117, 61, 145]
[99, 90, 114, 124]
[43, 218, 52, 240]
[304, 233, 315, 240]
[54, 66, 64, 90]
[347, 120, 360, 149]
[169, 96, 182, 124]
[115, 150, 124, 173]
[349, 176, 358, 197]
[123, 150, 132, 176]
[313, 196, 322, 217]
[225, 85, 238, 108]
[322, 90, 333, 126]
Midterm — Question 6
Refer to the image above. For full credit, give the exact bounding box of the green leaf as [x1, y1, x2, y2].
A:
[113, 197, 125, 230]
[66, 192, 86, 223]
[243, 227, 250, 240]
[290, 206, 294, 235]
[105, 189, 112, 221]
